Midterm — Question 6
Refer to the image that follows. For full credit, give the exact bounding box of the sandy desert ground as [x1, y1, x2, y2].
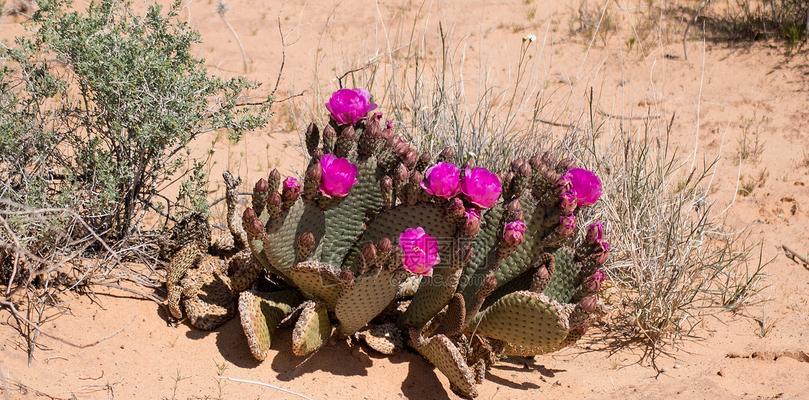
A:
[1, 0, 808, 399]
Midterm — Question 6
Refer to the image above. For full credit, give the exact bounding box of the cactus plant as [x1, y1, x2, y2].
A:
[235, 88, 610, 398]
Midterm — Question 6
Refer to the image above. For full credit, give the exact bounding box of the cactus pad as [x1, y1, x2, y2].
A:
[291, 300, 332, 356]
[470, 291, 570, 354]
[238, 290, 301, 361]
[410, 329, 478, 399]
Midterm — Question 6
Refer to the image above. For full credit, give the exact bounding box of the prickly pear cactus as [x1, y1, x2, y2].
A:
[235, 88, 610, 398]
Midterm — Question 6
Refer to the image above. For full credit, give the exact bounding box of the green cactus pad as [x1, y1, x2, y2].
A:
[410, 330, 478, 399]
[470, 291, 569, 354]
[458, 204, 503, 296]
[342, 204, 457, 329]
[287, 261, 344, 309]
[291, 300, 332, 356]
[238, 290, 301, 361]
[430, 293, 466, 337]
[542, 247, 580, 303]
[319, 159, 383, 266]
[336, 268, 406, 335]
[262, 201, 326, 275]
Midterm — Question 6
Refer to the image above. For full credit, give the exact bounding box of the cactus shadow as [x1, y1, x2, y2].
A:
[485, 370, 542, 391]
[386, 351, 452, 400]
[270, 334, 373, 380]
[494, 358, 566, 378]
[213, 317, 263, 368]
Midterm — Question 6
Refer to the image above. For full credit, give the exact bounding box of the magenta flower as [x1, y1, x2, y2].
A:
[399, 227, 440, 276]
[503, 220, 527, 246]
[319, 153, 358, 198]
[325, 88, 377, 126]
[562, 168, 602, 207]
[586, 221, 605, 244]
[421, 162, 461, 199]
[460, 167, 502, 209]
[284, 176, 301, 193]
[557, 214, 576, 237]
[282, 176, 302, 202]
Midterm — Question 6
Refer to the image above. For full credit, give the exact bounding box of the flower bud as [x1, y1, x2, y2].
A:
[595, 241, 610, 264]
[254, 178, 269, 194]
[502, 220, 527, 246]
[586, 221, 605, 244]
[362, 242, 378, 265]
[305, 122, 320, 157]
[322, 124, 337, 153]
[447, 197, 466, 220]
[559, 190, 577, 213]
[242, 208, 263, 237]
[556, 213, 576, 237]
[463, 208, 481, 237]
[579, 295, 598, 313]
[268, 169, 282, 192]
[282, 176, 302, 208]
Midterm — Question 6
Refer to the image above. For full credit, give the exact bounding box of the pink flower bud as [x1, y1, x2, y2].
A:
[595, 241, 610, 264]
[399, 227, 440, 277]
[319, 153, 358, 198]
[503, 220, 527, 246]
[254, 178, 269, 193]
[421, 162, 462, 199]
[560, 190, 577, 213]
[461, 167, 502, 209]
[586, 221, 605, 244]
[447, 197, 466, 220]
[562, 167, 602, 207]
[556, 214, 576, 237]
[282, 176, 301, 200]
[585, 268, 606, 292]
[463, 207, 481, 236]
[325, 88, 377, 126]
[579, 295, 598, 313]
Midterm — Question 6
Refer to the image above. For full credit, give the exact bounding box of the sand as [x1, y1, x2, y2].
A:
[1, 1, 808, 399]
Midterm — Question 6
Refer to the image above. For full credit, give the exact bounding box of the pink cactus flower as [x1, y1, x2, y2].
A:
[503, 220, 527, 246]
[557, 214, 576, 237]
[319, 153, 358, 198]
[325, 88, 377, 126]
[586, 221, 605, 244]
[560, 190, 577, 213]
[421, 162, 461, 199]
[460, 167, 502, 209]
[283, 176, 301, 193]
[399, 227, 440, 276]
[562, 168, 602, 207]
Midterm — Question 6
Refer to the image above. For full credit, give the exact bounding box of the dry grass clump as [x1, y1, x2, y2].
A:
[297, 21, 768, 367]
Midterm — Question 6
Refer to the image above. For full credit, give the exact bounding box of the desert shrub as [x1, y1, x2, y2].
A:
[694, 0, 809, 45]
[303, 27, 766, 367]
[0, 0, 271, 244]
[0, 0, 272, 358]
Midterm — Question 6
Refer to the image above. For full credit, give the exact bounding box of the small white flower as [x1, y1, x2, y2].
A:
[523, 34, 537, 43]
